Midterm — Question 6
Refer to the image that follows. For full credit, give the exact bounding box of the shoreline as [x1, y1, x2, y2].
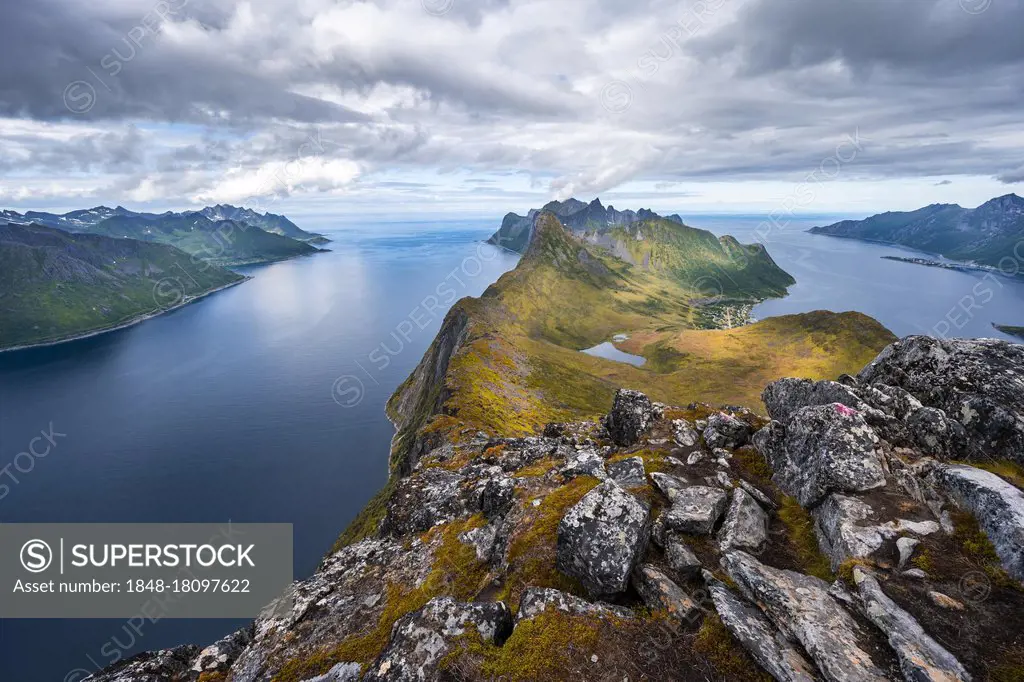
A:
[1, 248, 332, 353]
[811, 231, 1021, 278]
[0, 277, 251, 354]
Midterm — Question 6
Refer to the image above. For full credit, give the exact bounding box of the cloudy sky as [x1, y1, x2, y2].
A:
[1, 0, 1023, 219]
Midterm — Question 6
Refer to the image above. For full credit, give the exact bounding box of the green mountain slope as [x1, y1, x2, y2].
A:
[0, 223, 245, 349]
[87, 214, 322, 266]
[384, 211, 890, 473]
[809, 193, 1024, 270]
[1, 205, 327, 265]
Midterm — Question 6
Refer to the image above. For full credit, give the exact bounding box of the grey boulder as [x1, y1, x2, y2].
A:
[607, 456, 646, 487]
[705, 573, 818, 682]
[758, 403, 887, 508]
[704, 412, 753, 450]
[632, 564, 701, 624]
[664, 532, 702, 578]
[604, 389, 656, 446]
[937, 463, 1024, 581]
[556, 479, 651, 597]
[663, 485, 729, 535]
[854, 568, 971, 682]
[858, 336, 1024, 463]
[516, 587, 632, 623]
[722, 551, 889, 682]
[719, 488, 769, 553]
[365, 597, 512, 681]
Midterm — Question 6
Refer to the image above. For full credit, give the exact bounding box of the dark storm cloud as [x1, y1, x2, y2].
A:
[0, 0, 362, 123]
[1, 0, 1023, 205]
[691, 0, 1024, 77]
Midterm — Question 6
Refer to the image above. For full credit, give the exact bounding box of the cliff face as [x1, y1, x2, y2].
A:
[386, 303, 471, 475]
[88, 335, 1024, 682]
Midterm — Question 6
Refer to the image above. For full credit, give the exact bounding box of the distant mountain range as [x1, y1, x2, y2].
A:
[487, 197, 684, 253]
[808, 193, 1024, 271]
[0, 223, 245, 350]
[0, 204, 327, 266]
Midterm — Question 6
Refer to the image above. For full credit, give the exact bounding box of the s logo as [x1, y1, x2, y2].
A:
[20, 539, 53, 573]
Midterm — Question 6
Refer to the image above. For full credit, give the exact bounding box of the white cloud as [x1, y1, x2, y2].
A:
[1, 0, 1023, 213]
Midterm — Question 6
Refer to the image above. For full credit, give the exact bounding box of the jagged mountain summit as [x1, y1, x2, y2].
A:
[809, 193, 1024, 270]
[197, 204, 325, 242]
[0, 223, 245, 350]
[86, 335, 1024, 682]
[1, 205, 326, 267]
[487, 197, 684, 253]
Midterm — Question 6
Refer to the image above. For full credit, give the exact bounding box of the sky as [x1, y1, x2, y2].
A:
[1, 0, 1023, 219]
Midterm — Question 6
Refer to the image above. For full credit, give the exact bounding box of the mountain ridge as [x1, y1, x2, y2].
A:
[1, 205, 326, 266]
[809, 193, 1024, 271]
[487, 198, 685, 254]
[0, 222, 246, 350]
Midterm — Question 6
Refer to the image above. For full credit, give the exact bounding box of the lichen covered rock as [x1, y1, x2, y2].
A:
[853, 568, 971, 682]
[364, 597, 512, 681]
[722, 551, 890, 682]
[604, 388, 656, 446]
[936, 463, 1024, 581]
[858, 336, 1024, 463]
[758, 402, 887, 507]
[556, 479, 651, 597]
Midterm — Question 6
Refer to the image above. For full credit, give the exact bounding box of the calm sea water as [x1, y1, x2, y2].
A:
[2, 215, 1022, 681]
[0, 221, 519, 681]
[695, 215, 1024, 342]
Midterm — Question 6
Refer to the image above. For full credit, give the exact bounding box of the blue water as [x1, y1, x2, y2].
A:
[2, 214, 1023, 681]
[581, 341, 647, 366]
[0, 222, 519, 681]
[691, 215, 1024, 342]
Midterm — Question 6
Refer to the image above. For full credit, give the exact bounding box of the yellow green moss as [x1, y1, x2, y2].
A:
[952, 510, 1017, 588]
[278, 516, 491, 681]
[778, 496, 834, 581]
[693, 614, 773, 682]
[442, 609, 606, 681]
[498, 476, 599, 609]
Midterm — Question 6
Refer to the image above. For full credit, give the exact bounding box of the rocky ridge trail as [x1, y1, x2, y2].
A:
[87, 336, 1024, 682]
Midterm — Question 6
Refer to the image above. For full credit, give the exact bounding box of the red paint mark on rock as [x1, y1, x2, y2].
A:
[833, 403, 859, 417]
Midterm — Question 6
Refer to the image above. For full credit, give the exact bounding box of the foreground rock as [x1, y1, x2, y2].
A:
[556, 479, 651, 597]
[723, 551, 890, 682]
[632, 564, 701, 623]
[83, 647, 199, 682]
[604, 389, 656, 446]
[813, 493, 940, 570]
[516, 587, 631, 623]
[364, 597, 512, 681]
[858, 336, 1024, 463]
[853, 568, 971, 682]
[756, 402, 887, 507]
[719, 487, 769, 553]
[705, 573, 818, 682]
[936, 463, 1024, 581]
[703, 411, 753, 449]
[661, 484, 729, 535]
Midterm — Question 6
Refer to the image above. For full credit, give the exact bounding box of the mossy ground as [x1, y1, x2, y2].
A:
[386, 213, 895, 468]
[441, 608, 772, 682]
[278, 515, 491, 681]
[496, 476, 599, 609]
